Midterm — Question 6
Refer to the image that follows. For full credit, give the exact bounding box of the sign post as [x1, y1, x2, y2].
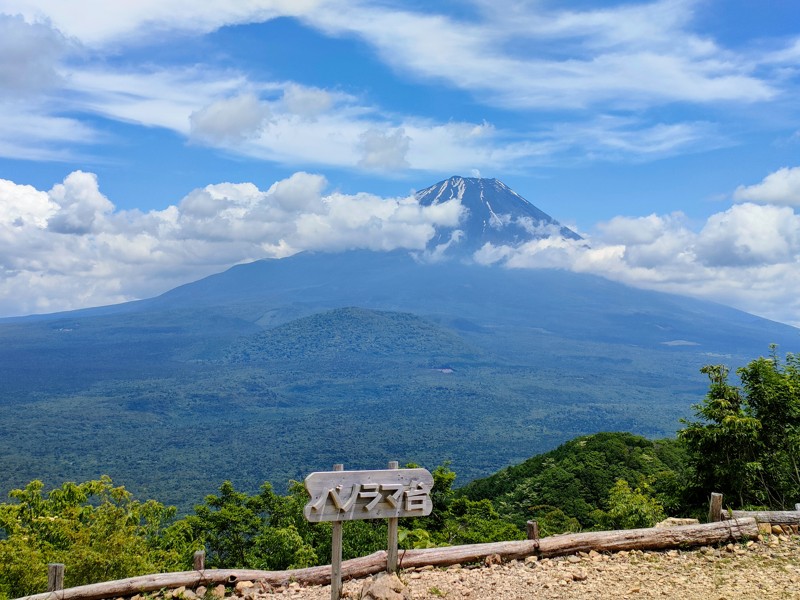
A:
[386, 461, 399, 573]
[330, 464, 344, 600]
[304, 464, 433, 599]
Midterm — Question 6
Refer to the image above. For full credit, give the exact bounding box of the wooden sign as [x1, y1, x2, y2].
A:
[304, 467, 433, 522]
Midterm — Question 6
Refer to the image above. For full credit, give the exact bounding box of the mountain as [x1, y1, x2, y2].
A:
[416, 176, 581, 254]
[0, 176, 797, 510]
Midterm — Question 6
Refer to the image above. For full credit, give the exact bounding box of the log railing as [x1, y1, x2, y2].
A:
[15, 518, 759, 600]
[708, 493, 800, 526]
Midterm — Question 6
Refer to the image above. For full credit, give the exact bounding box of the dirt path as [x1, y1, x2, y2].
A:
[275, 533, 800, 599]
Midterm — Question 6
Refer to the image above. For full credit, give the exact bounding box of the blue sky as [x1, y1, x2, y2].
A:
[1, 0, 800, 326]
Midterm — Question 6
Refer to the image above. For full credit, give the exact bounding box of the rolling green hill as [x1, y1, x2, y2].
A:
[459, 431, 685, 530]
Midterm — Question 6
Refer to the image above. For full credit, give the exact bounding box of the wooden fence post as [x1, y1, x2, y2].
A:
[708, 492, 723, 523]
[193, 550, 205, 571]
[387, 461, 399, 573]
[47, 564, 65, 592]
[526, 520, 539, 541]
[331, 464, 344, 600]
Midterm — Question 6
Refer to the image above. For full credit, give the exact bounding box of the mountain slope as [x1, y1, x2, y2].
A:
[145, 249, 797, 353]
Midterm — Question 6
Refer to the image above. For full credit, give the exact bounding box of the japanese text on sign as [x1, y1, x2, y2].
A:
[303, 468, 434, 522]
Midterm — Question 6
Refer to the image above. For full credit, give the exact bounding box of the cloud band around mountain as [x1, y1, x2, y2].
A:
[1, 169, 799, 326]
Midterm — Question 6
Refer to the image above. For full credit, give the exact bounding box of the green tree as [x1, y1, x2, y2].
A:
[679, 349, 800, 509]
[738, 350, 800, 507]
[0, 477, 192, 600]
[187, 481, 319, 570]
[435, 498, 523, 545]
[592, 479, 665, 530]
[525, 505, 580, 537]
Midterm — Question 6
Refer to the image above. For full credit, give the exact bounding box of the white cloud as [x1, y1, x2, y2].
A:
[281, 84, 333, 119]
[10, 0, 779, 113]
[304, 0, 777, 110]
[733, 167, 800, 207]
[67, 67, 251, 134]
[695, 203, 800, 267]
[0, 171, 463, 316]
[56, 66, 520, 172]
[0, 0, 325, 46]
[189, 93, 271, 144]
[46, 171, 114, 234]
[0, 178, 56, 227]
[0, 14, 67, 96]
[1, 0, 793, 174]
[358, 127, 411, 170]
[0, 107, 98, 161]
[476, 203, 800, 327]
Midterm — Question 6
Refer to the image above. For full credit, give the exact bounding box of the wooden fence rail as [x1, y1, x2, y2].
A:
[13, 518, 759, 600]
[709, 493, 800, 525]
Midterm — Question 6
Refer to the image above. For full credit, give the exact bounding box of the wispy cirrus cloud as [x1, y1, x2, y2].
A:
[304, 0, 777, 109]
[0, 0, 325, 46]
[1, 0, 796, 173]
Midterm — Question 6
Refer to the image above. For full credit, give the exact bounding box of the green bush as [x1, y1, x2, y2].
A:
[592, 479, 665, 530]
[0, 477, 193, 599]
[186, 480, 320, 570]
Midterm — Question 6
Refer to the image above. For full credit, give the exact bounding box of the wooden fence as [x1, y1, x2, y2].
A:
[708, 492, 800, 531]
[15, 514, 763, 600]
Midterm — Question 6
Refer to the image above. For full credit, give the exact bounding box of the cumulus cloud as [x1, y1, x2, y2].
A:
[733, 167, 800, 207]
[0, 178, 56, 228]
[475, 203, 800, 327]
[0, 14, 67, 96]
[358, 127, 411, 170]
[0, 171, 462, 316]
[46, 171, 114, 234]
[281, 84, 333, 119]
[695, 203, 800, 267]
[189, 93, 271, 144]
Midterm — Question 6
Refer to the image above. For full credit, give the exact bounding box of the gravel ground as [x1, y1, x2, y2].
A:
[270, 533, 800, 599]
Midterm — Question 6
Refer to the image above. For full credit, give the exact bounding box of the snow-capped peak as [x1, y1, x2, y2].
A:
[415, 176, 580, 256]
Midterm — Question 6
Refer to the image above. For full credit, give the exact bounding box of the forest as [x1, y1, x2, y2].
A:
[1, 350, 798, 600]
